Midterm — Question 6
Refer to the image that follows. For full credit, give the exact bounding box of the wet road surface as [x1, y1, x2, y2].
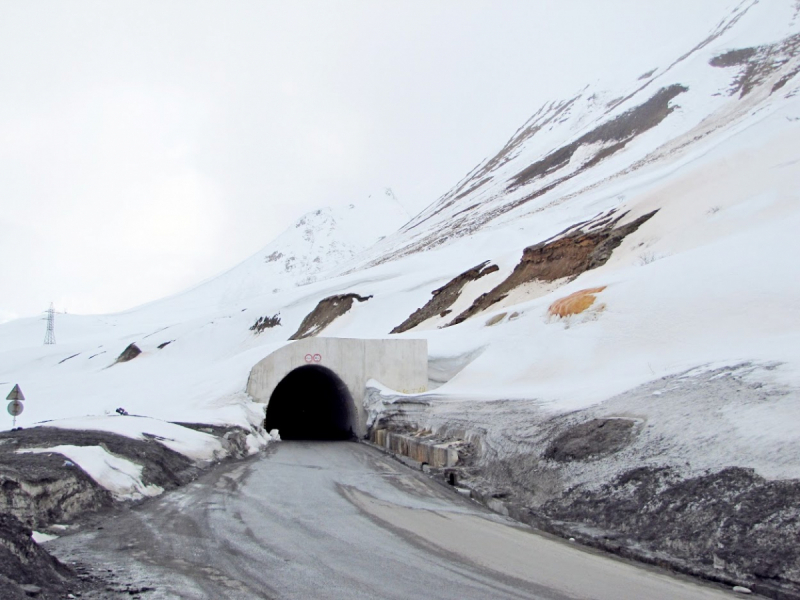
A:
[48, 442, 738, 599]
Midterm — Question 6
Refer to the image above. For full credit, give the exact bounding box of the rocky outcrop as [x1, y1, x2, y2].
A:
[0, 451, 113, 529]
[0, 428, 198, 528]
[710, 32, 800, 97]
[290, 293, 372, 340]
[509, 85, 688, 190]
[113, 343, 141, 364]
[364, 85, 686, 269]
[390, 261, 498, 334]
[447, 210, 656, 325]
[0, 513, 76, 599]
[249, 313, 281, 334]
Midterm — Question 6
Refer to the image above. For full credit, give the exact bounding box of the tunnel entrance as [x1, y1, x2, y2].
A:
[265, 365, 356, 440]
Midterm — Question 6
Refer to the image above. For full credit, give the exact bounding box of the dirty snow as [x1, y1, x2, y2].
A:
[0, 0, 798, 485]
[35, 416, 226, 461]
[18, 445, 164, 500]
[31, 531, 59, 543]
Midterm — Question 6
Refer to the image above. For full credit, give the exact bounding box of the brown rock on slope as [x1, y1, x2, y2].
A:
[447, 210, 658, 326]
[290, 293, 372, 340]
[113, 343, 142, 364]
[390, 261, 499, 334]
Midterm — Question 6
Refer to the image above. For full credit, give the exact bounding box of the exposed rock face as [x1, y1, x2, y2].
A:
[365, 85, 686, 269]
[0, 428, 198, 528]
[390, 261, 498, 334]
[447, 210, 657, 325]
[0, 451, 112, 529]
[402, 97, 578, 235]
[543, 418, 637, 462]
[58, 353, 80, 364]
[509, 85, 688, 190]
[0, 513, 75, 599]
[710, 32, 800, 97]
[113, 343, 141, 364]
[290, 293, 372, 340]
[249, 313, 281, 334]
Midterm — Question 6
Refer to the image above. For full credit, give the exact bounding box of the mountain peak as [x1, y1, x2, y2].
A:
[171, 194, 409, 308]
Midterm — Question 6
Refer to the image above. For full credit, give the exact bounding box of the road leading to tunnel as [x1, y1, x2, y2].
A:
[48, 443, 738, 600]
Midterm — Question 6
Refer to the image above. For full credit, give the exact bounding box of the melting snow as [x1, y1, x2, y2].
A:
[18, 445, 164, 500]
[0, 0, 798, 483]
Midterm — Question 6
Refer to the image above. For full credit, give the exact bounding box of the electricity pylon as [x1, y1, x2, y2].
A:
[43, 302, 56, 345]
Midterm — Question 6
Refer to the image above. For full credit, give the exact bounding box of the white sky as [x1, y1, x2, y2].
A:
[0, 0, 735, 321]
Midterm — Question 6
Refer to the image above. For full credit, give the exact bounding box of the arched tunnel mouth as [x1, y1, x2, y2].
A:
[265, 365, 357, 441]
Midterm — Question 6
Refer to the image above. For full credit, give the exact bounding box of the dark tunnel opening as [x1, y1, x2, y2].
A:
[265, 365, 356, 440]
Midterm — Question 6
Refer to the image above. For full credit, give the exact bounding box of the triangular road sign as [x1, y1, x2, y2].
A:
[6, 384, 25, 402]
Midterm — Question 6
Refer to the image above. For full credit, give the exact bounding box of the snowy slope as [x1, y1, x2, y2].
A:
[353, 0, 800, 269]
[144, 193, 410, 315]
[1, 0, 800, 499]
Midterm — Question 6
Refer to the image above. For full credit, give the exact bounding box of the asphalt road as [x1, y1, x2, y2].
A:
[48, 442, 738, 599]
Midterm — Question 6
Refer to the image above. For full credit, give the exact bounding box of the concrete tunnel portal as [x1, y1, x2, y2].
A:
[265, 365, 356, 440]
[247, 338, 428, 440]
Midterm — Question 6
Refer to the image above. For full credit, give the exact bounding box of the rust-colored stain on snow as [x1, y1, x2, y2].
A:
[548, 286, 607, 318]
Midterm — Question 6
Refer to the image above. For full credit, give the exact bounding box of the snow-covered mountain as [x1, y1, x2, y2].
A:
[2, 6, 800, 583]
[150, 193, 410, 313]
[2, 0, 799, 446]
[357, 0, 800, 268]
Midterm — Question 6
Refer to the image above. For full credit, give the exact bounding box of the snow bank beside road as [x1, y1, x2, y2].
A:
[36, 416, 225, 461]
[18, 445, 164, 501]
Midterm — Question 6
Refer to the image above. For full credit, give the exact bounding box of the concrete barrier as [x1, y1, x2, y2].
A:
[370, 429, 459, 468]
[246, 338, 427, 438]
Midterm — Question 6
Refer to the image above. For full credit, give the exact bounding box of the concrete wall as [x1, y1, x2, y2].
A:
[246, 337, 428, 437]
[370, 429, 459, 468]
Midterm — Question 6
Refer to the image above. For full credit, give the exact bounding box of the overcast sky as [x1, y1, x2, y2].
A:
[0, 1, 734, 321]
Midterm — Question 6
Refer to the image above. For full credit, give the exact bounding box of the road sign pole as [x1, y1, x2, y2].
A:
[6, 385, 25, 429]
